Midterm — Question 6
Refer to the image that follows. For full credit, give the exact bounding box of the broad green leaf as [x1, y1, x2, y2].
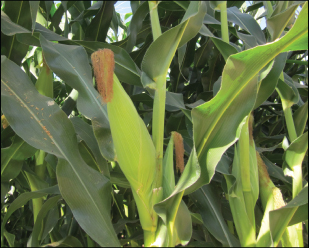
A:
[57, 158, 120, 247]
[29, 1, 40, 34]
[125, 1, 149, 52]
[254, 53, 287, 109]
[1, 2, 31, 65]
[185, 2, 308, 194]
[35, 60, 54, 99]
[39, 35, 115, 161]
[40, 204, 59, 241]
[24, 170, 49, 192]
[71, 116, 110, 178]
[210, 37, 238, 61]
[1, 135, 37, 182]
[293, 101, 308, 136]
[84, 1, 114, 42]
[283, 132, 308, 172]
[1, 185, 60, 239]
[267, 2, 300, 40]
[276, 77, 300, 109]
[3, 231, 15, 247]
[31, 195, 62, 247]
[226, 6, 266, 45]
[190, 184, 240, 247]
[1, 10, 31, 35]
[141, 1, 207, 87]
[1, 56, 120, 247]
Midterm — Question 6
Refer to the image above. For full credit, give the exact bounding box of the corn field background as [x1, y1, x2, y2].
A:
[1, 1, 308, 247]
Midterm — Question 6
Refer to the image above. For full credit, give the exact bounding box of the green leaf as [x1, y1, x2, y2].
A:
[1, 56, 120, 247]
[283, 132, 308, 172]
[226, 6, 266, 45]
[29, 1, 40, 34]
[141, 1, 207, 87]
[254, 53, 287, 109]
[31, 195, 62, 247]
[1, 185, 60, 239]
[185, 2, 308, 194]
[85, 1, 115, 42]
[39, 35, 115, 161]
[1, 1, 31, 65]
[267, 2, 300, 40]
[57, 159, 120, 246]
[190, 184, 240, 247]
[276, 77, 300, 109]
[35, 60, 54, 99]
[71, 116, 110, 178]
[3, 231, 15, 247]
[125, 2, 149, 52]
[1, 135, 37, 182]
[293, 101, 308, 136]
[1, 10, 31, 35]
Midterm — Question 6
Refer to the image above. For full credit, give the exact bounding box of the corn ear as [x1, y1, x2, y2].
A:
[91, 49, 157, 232]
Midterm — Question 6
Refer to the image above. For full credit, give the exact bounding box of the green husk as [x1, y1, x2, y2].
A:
[92, 49, 158, 244]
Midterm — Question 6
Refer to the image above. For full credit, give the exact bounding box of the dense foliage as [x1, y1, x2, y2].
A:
[1, 1, 308, 247]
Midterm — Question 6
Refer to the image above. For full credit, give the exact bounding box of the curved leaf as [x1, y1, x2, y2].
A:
[185, 3, 308, 194]
[141, 1, 207, 87]
[1, 135, 37, 182]
[84, 1, 115, 42]
[1, 56, 120, 247]
[1, 2, 31, 65]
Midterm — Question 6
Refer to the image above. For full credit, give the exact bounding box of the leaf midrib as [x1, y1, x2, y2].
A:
[2, 79, 117, 243]
[200, 187, 233, 246]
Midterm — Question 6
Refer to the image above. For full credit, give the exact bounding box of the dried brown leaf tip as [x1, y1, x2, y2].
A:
[173, 132, 184, 174]
[91, 49, 115, 103]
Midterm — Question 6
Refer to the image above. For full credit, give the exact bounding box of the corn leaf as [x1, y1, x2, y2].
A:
[185, 2, 308, 194]
[1, 56, 120, 247]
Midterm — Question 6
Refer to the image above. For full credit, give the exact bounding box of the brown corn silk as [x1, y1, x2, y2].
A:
[173, 132, 184, 173]
[91, 49, 114, 103]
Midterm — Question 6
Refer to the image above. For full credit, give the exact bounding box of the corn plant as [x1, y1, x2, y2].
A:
[1, 1, 308, 247]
